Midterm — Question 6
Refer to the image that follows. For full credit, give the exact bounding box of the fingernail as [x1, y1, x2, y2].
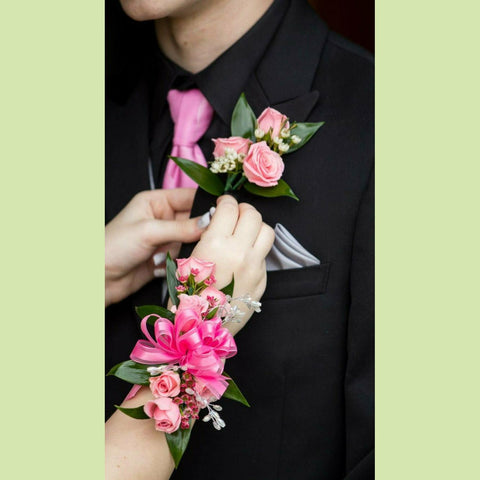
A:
[209, 206, 216, 217]
[153, 268, 166, 278]
[197, 211, 211, 229]
[153, 252, 166, 266]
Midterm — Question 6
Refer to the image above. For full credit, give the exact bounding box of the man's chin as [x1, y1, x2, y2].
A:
[119, 0, 200, 21]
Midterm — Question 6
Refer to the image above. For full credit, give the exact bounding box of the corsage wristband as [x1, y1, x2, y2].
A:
[107, 254, 260, 467]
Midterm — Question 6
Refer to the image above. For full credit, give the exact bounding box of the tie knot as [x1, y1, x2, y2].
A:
[167, 88, 214, 146]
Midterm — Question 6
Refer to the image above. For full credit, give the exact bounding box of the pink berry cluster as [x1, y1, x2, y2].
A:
[173, 371, 201, 429]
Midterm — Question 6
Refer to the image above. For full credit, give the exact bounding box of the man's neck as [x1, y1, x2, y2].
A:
[155, 0, 275, 74]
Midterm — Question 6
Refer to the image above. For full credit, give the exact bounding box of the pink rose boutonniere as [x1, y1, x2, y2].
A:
[171, 93, 324, 201]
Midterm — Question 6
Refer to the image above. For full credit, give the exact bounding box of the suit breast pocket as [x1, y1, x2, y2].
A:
[262, 262, 331, 300]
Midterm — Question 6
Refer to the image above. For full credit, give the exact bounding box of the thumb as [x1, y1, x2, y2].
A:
[144, 211, 210, 246]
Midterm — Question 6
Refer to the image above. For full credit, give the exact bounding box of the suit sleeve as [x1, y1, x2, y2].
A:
[343, 165, 374, 479]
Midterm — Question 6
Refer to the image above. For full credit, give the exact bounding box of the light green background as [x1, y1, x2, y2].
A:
[1, 1, 104, 478]
[1, 1, 479, 478]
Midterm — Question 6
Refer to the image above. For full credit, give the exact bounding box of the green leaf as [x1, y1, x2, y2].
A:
[287, 122, 325, 153]
[231, 93, 257, 140]
[170, 156, 225, 196]
[206, 306, 219, 320]
[166, 252, 180, 307]
[106, 360, 151, 386]
[222, 374, 250, 407]
[244, 179, 299, 201]
[166, 422, 194, 468]
[136, 305, 175, 324]
[115, 404, 150, 420]
[220, 276, 234, 296]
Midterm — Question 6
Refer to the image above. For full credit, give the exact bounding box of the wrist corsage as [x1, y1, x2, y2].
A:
[107, 254, 259, 467]
[170, 93, 324, 201]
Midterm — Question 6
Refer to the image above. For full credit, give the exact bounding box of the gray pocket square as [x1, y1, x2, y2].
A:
[266, 223, 321, 272]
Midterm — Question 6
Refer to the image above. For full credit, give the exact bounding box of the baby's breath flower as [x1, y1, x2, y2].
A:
[147, 366, 165, 375]
[273, 136, 282, 145]
[291, 134, 302, 144]
[224, 147, 238, 161]
[255, 128, 265, 139]
[278, 142, 290, 153]
[280, 128, 290, 138]
[210, 154, 237, 173]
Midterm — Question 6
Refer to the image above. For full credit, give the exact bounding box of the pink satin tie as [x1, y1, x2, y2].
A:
[162, 88, 214, 189]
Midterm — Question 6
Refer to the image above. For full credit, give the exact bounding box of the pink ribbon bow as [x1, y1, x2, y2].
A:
[130, 310, 237, 398]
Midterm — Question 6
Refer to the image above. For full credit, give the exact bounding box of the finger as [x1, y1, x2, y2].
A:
[151, 242, 178, 265]
[174, 210, 191, 221]
[204, 195, 239, 237]
[151, 242, 182, 276]
[232, 203, 263, 245]
[151, 245, 169, 272]
[252, 223, 276, 258]
[160, 188, 197, 213]
[132, 189, 196, 221]
[143, 214, 207, 246]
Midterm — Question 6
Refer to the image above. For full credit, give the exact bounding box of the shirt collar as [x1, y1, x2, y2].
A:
[152, 0, 290, 126]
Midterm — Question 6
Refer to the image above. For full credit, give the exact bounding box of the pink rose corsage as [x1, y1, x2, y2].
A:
[170, 93, 324, 201]
[107, 254, 261, 467]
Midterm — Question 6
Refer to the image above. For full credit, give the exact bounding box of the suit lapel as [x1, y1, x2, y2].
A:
[149, 111, 173, 187]
[105, 78, 151, 222]
[272, 90, 320, 123]
[255, 0, 328, 106]
[244, 0, 328, 121]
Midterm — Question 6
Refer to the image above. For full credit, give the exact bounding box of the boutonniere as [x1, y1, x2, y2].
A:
[171, 93, 324, 201]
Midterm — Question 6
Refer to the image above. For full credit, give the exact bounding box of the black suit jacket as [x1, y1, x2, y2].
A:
[106, 1, 374, 478]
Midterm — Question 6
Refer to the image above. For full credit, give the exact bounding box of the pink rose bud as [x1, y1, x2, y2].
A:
[199, 286, 227, 308]
[257, 107, 290, 139]
[149, 371, 181, 398]
[243, 141, 285, 187]
[176, 257, 216, 283]
[177, 294, 210, 315]
[212, 137, 252, 158]
[144, 397, 182, 433]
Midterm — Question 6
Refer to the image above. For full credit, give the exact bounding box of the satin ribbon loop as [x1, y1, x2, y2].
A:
[140, 314, 161, 345]
[130, 339, 179, 364]
[199, 319, 237, 359]
[176, 328, 204, 355]
[130, 315, 181, 365]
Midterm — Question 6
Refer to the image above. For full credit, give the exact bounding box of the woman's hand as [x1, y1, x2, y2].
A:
[191, 195, 275, 335]
[105, 195, 275, 479]
[105, 188, 209, 307]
